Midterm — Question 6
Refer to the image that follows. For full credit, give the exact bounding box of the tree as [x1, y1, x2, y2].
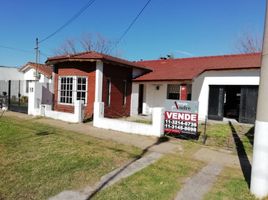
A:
[57, 38, 77, 55]
[235, 31, 262, 53]
[55, 33, 114, 55]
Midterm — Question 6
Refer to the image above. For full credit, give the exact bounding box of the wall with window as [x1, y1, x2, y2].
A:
[53, 62, 96, 118]
[102, 63, 132, 118]
[131, 81, 192, 115]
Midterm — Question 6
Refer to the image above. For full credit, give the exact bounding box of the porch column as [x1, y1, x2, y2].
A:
[95, 60, 103, 102]
[251, 1, 268, 198]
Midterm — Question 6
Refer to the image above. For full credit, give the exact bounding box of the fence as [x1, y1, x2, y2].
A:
[0, 80, 28, 113]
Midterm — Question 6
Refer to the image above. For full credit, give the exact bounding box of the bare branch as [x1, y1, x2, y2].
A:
[94, 33, 113, 54]
[55, 38, 78, 55]
[54, 33, 115, 55]
[235, 32, 262, 53]
[80, 33, 93, 51]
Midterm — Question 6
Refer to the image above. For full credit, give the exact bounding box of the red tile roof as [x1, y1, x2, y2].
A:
[20, 62, 53, 78]
[46, 51, 151, 72]
[134, 53, 261, 82]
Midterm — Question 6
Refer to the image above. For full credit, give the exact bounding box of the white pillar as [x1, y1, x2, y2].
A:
[95, 60, 103, 102]
[251, 1, 268, 198]
[28, 82, 42, 115]
[130, 83, 139, 116]
[93, 102, 104, 127]
[152, 107, 165, 137]
[74, 100, 84, 123]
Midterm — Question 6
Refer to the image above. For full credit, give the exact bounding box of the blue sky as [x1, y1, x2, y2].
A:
[0, 0, 266, 67]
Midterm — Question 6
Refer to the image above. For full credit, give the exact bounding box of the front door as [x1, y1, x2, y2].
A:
[239, 86, 258, 124]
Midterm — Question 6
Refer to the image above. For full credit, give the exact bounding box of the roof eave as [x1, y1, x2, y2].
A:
[133, 78, 192, 82]
[46, 57, 152, 73]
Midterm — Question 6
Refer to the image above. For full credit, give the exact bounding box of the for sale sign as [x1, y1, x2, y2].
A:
[164, 100, 199, 135]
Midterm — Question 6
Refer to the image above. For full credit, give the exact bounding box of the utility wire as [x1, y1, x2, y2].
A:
[39, 0, 97, 44]
[114, 0, 152, 48]
[0, 44, 33, 54]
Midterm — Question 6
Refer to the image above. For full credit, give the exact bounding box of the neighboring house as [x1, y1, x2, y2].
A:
[131, 53, 261, 124]
[19, 62, 53, 94]
[0, 63, 53, 97]
[0, 63, 53, 113]
[45, 51, 151, 119]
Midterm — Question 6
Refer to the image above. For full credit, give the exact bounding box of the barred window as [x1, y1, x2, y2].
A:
[59, 77, 73, 104]
[77, 77, 87, 104]
[167, 84, 180, 100]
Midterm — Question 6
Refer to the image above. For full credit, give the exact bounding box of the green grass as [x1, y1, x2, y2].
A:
[198, 122, 253, 155]
[92, 154, 203, 200]
[0, 116, 142, 200]
[205, 168, 256, 200]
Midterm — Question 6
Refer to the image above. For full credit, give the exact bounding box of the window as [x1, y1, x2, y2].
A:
[167, 84, 180, 100]
[59, 77, 73, 104]
[123, 80, 127, 105]
[106, 78, 111, 106]
[77, 77, 87, 104]
[58, 76, 87, 105]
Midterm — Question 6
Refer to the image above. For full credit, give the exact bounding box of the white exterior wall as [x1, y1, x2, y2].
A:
[23, 68, 52, 83]
[23, 68, 53, 97]
[94, 102, 164, 137]
[28, 82, 83, 123]
[144, 82, 167, 114]
[192, 69, 260, 121]
[131, 81, 189, 116]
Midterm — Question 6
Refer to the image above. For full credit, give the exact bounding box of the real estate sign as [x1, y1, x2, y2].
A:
[164, 100, 199, 135]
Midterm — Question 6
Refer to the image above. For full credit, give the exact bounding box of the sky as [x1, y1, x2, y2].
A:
[0, 0, 266, 67]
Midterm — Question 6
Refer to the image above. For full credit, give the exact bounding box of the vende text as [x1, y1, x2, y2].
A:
[165, 111, 197, 122]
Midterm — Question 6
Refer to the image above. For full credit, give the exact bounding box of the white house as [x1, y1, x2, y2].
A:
[0, 62, 53, 96]
[19, 62, 53, 94]
[131, 53, 261, 124]
[0, 62, 53, 112]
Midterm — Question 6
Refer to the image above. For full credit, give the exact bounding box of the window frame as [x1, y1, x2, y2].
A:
[76, 76, 88, 105]
[58, 76, 88, 105]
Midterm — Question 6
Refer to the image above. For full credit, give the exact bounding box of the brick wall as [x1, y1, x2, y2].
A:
[102, 63, 132, 118]
[53, 61, 96, 118]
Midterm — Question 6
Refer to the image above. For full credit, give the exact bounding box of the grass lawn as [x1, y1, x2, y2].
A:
[0, 115, 142, 200]
[205, 167, 256, 200]
[92, 154, 203, 200]
[198, 122, 254, 155]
